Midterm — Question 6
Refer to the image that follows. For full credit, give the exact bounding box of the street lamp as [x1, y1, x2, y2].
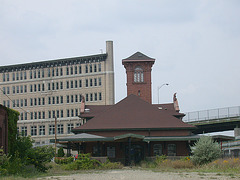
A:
[157, 83, 169, 104]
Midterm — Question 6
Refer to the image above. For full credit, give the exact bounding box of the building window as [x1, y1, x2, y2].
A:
[24, 85, 27, 92]
[21, 126, 27, 136]
[75, 95, 78, 102]
[99, 92, 102, 101]
[61, 110, 63, 117]
[94, 64, 97, 72]
[17, 86, 19, 93]
[2, 73, 5, 81]
[85, 79, 88, 87]
[56, 82, 59, 90]
[48, 97, 51, 104]
[67, 95, 69, 103]
[42, 69, 44, 78]
[90, 79, 92, 87]
[75, 66, 77, 74]
[67, 123, 74, 134]
[60, 68, 63, 76]
[134, 66, 144, 83]
[75, 80, 78, 88]
[56, 68, 59, 76]
[24, 112, 27, 120]
[75, 108, 78, 116]
[79, 80, 82, 88]
[67, 109, 70, 117]
[70, 67, 73, 75]
[66, 81, 69, 89]
[89, 64, 92, 73]
[52, 82, 55, 90]
[49, 125, 55, 135]
[56, 96, 59, 104]
[60, 96, 63, 104]
[90, 93, 93, 101]
[99, 78, 102, 86]
[38, 111, 41, 119]
[39, 125, 45, 135]
[57, 124, 64, 134]
[71, 109, 74, 117]
[42, 84, 45, 91]
[85, 65, 88, 73]
[34, 84, 37, 92]
[20, 72, 23, 80]
[66, 67, 69, 75]
[31, 126, 37, 136]
[48, 69, 51, 77]
[30, 112, 33, 119]
[38, 70, 41, 78]
[12, 86, 15, 94]
[79, 65, 82, 74]
[42, 111, 45, 119]
[71, 80, 73, 88]
[167, 144, 176, 156]
[94, 93, 97, 101]
[86, 94, 89, 102]
[60, 81, 63, 89]
[52, 68, 54, 77]
[34, 70, 36, 78]
[98, 64, 101, 72]
[34, 112, 37, 119]
[12, 73, 15, 81]
[153, 144, 163, 156]
[20, 112, 23, 120]
[48, 110, 51, 118]
[29, 71, 32, 79]
[94, 78, 97, 86]
[24, 99, 27, 106]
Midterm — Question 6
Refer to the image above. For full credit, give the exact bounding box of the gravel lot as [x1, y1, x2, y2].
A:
[38, 169, 239, 180]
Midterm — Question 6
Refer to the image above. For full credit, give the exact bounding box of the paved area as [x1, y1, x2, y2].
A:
[38, 169, 240, 180]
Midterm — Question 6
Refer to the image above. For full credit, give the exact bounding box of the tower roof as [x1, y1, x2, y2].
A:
[122, 52, 155, 63]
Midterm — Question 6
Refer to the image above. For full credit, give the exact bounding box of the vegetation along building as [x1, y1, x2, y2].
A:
[54, 52, 199, 165]
[0, 41, 115, 146]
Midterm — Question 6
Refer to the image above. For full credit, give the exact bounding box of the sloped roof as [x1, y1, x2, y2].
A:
[80, 105, 113, 118]
[74, 94, 195, 132]
[122, 52, 155, 63]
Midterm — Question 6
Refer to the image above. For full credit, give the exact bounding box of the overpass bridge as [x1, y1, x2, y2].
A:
[182, 106, 240, 135]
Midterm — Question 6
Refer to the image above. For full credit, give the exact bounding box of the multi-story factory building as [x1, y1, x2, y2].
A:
[0, 41, 115, 146]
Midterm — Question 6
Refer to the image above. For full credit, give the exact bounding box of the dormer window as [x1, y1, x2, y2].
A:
[134, 66, 144, 83]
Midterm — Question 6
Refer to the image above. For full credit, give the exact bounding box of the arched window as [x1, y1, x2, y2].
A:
[134, 66, 144, 83]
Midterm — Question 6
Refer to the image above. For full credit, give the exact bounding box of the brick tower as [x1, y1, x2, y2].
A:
[122, 52, 155, 104]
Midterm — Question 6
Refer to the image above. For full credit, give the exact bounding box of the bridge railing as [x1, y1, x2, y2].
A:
[182, 106, 240, 123]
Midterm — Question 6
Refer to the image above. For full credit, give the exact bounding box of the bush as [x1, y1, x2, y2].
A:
[55, 156, 74, 164]
[57, 147, 65, 157]
[191, 136, 222, 166]
[62, 153, 100, 170]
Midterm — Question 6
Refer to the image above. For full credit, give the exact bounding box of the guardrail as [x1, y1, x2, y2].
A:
[182, 106, 240, 123]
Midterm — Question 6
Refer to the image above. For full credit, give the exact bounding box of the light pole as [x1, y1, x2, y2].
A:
[158, 83, 169, 104]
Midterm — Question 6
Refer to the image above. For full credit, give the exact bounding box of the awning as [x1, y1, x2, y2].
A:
[143, 135, 200, 142]
[50, 133, 113, 143]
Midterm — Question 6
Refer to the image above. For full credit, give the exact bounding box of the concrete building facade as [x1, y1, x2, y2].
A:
[0, 41, 114, 146]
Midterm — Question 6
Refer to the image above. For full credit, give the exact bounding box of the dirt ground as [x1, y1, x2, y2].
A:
[38, 169, 240, 180]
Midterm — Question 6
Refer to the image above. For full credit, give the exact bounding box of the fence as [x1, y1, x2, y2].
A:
[183, 106, 240, 123]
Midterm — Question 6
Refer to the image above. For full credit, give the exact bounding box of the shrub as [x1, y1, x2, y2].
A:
[191, 136, 222, 166]
[57, 147, 65, 157]
[55, 156, 74, 164]
[62, 153, 100, 170]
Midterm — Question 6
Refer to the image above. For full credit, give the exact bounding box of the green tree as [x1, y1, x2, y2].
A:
[191, 136, 222, 165]
[6, 108, 19, 156]
[57, 147, 65, 157]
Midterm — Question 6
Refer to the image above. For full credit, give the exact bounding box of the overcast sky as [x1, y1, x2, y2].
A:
[1, 0, 240, 118]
